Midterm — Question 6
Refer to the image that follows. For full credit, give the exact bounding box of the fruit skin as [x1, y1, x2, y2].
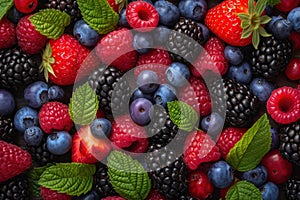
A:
[224, 45, 244, 65]
[166, 62, 190, 87]
[208, 161, 233, 189]
[285, 58, 300, 81]
[285, 178, 300, 200]
[189, 169, 214, 200]
[226, 62, 252, 84]
[73, 19, 101, 47]
[261, 149, 293, 184]
[275, 0, 300, 12]
[130, 98, 153, 126]
[241, 165, 268, 187]
[260, 182, 279, 200]
[24, 126, 44, 146]
[14, 0, 38, 14]
[0, 18, 16, 50]
[249, 77, 275, 102]
[154, 0, 180, 27]
[90, 118, 112, 139]
[46, 131, 72, 155]
[24, 81, 49, 108]
[178, 0, 207, 22]
[0, 89, 15, 116]
[14, 106, 39, 133]
[38, 101, 73, 134]
[0, 140, 32, 182]
[40, 186, 72, 200]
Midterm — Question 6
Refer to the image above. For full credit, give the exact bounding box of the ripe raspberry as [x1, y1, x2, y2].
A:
[189, 169, 214, 200]
[16, 15, 47, 54]
[184, 131, 221, 170]
[178, 76, 211, 117]
[110, 115, 148, 154]
[146, 190, 168, 200]
[267, 86, 300, 124]
[0, 18, 16, 50]
[126, 1, 159, 32]
[38, 102, 73, 134]
[40, 186, 72, 200]
[101, 196, 125, 200]
[96, 28, 137, 71]
[216, 127, 246, 159]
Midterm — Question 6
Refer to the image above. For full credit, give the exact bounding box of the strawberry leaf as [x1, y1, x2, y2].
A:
[30, 9, 70, 39]
[0, 0, 13, 20]
[255, 0, 268, 16]
[267, 0, 280, 7]
[226, 181, 262, 200]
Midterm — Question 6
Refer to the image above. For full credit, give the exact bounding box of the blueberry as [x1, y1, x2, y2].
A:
[197, 23, 210, 43]
[178, 0, 207, 21]
[224, 46, 244, 65]
[154, 84, 177, 108]
[133, 32, 154, 54]
[90, 118, 112, 139]
[118, 9, 129, 27]
[208, 161, 234, 188]
[201, 112, 224, 138]
[74, 190, 99, 200]
[14, 106, 39, 133]
[166, 62, 190, 87]
[73, 20, 101, 47]
[130, 88, 154, 103]
[250, 77, 276, 102]
[226, 62, 252, 84]
[6, 6, 23, 24]
[266, 16, 283, 32]
[24, 126, 43, 146]
[130, 98, 153, 125]
[48, 85, 65, 101]
[153, 25, 171, 45]
[242, 165, 268, 187]
[24, 81, 49, 108]
[271, 127, 279, 150]
[0, 89, 15, 116]
[154, 0, 180, 27]
[272, 18, 293, 39]
[287, 7, 300, 32]
[260, 182, 279, 200]
[136, 70, 159, 94]
[46, 131, 72, 155]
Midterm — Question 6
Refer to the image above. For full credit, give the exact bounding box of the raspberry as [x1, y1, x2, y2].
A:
[184, 131, 221, 170]
[216, 127, 246, 159]
[126, 1, 159, 32]
[0, 18, 16, 50]
[267, 86, 300, 124]
[146, 190, 168, 200]
[40, 186, 72, 200]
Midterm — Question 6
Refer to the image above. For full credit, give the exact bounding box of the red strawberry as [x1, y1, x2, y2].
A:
[0, 18, 16, 50]
[96, 28, 137, 71]
[38, 101, 73, 134]
[0, 140, 32, 182]
[40, 186, 72, 200]
[184, 131, 221, 170]
[40, 34, 91, 86]
[16, 15, 47, 54]
[189, 169, 214, 200]
[72, 125, 111, 163]
[216, 127, 246, 159]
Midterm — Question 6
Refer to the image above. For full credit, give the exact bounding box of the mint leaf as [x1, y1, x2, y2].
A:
[226, 181, 262, 200]
[38, 163, 96, 196]
[0, 0, 13, 20]
[30, 9, 70, 39]
[29, 164, 53, 197]
[77, 0, 119, 34]
[226, 114, 271, 172]
[107, 151, 151, 200]
[167, 101, 199, 132]
[267, 0, 280, 6]
[69, 82, 99, 126]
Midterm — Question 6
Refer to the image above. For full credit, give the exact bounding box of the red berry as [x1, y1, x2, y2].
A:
[275, 0, 300, 12]
[126, 1, 159, 32]
[261, 149, 293, 184]
[285, 58, 300, 81]
[14, 0, 38, 14]
[40, 186, 72, 200]
[289, 31, 300, 51]
[146, 190, 168, 200]
[189, 169, 214, 200]
[267, 86, 300, 124]
[0, 18, 16, 50]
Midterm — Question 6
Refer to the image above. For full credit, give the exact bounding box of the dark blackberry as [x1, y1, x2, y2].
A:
[93, 162, 117, 198]
[0, 174, 30, 200]
[178, 195, 198, 200]
[0, 48, 40, 90]
[0, 115, 15, 143]
[286, 178, 300, 200]
[167, 17, 204, 63]
[280, 120, 300, 166]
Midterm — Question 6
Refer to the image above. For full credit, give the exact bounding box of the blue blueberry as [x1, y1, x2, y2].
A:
[166, 62, 190, 87]
[130, 88, 154, 103]
[74, 190, 99, 200]
[73, 20, 101, 47]
[271, 127, 279, 150]
[272, 18, 293, 39]
[14, 106, 39, 133]
[48, 85, 65, 101]
[154, 0, 180, 27]
[153, 25, 171, 45]
[250, 77, 276, 102]
[0, 89, 15, 116]
[201, 112, 224, 138]
[287, 7, 300, 32]
[24, 81, 49, 108]
[266, 16, 283, 32]
[226, 62, 252, 84]
[46, 131, 72, 155]
[197, 23, 210, 43]
[24, 126, 43, 146]
[130, 98, 153, 125]
[154, 84, 177, 108]
[6, 6, 23, 24]
[178, 0, 207, 21]
[208, 161, 234, 188]
[260, 182, 279, 200]
[242, 165, 268, 187]
[90, 118, 112, 139]
[118, 9, 129, 27]
[136, 70, 159, 94]
[224, 46, 244, 65]
[133, 32, 154, 54]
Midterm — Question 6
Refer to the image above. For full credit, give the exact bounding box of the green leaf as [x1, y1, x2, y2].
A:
[255, 0, 268, 16]
[226, 114, 271, 172]
[237, 13, 250, 21]
[39, 163, 96, 196]
[77, 0, 119, 34]
[29, 164, 53, 197]
[167, 101, 199, 132]
[267, 0, 280, 7]
[260, 15, 271, 24]
[69, 82, 99, 126]
[259, 27, 272, 37]
[226, 181, 262, 200]
[241, 26, 253, 39]
[252, 29, 260, 49]
[0, 0, 13, 20]
[107, 151, 151, 200]
[248, 0, 255, 14]
[30, 9, 70, 39]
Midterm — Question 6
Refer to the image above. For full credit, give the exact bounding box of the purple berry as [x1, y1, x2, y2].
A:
[242, 165, 268, 187]
[130, 97, 153, 126]
[224, 45, 244, 65]
[0, 89, 15, 116]
[226, 62, 252, 84]
[250, 77, 276, 102]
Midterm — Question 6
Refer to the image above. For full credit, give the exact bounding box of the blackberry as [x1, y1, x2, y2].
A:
[167, 17, 204, 63]
[0, 48, 40, 90]
[0, 174, 30, 200]
[179, 195, 198, 200]
[280, 120, 300, 166]
[93, 162, 117, 198]
[286, 178, 300, 200]
[0, 115, 15, 143]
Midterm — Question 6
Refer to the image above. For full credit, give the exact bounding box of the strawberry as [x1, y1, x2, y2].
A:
[40, 186, 72, 200]
[0, 140, 32, 182]
[204, 0, 271, 49]
[0, 18, 16, 50]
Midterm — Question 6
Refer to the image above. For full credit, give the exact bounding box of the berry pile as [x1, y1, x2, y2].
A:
[0, 0, 300, 199]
